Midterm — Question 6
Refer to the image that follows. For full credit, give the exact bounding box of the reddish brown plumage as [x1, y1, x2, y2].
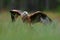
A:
[20, 11, 52, 25]
[10, 10, 52, 25]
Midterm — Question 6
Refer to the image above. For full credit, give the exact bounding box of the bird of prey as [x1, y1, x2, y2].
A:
[10, 9, 52, 25]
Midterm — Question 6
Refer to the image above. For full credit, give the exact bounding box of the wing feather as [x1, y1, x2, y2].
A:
[10, 9, 22, 22]
[28, 11, 44, 18]
[10, 9, 22, 15]
[28, 11, 52, 24]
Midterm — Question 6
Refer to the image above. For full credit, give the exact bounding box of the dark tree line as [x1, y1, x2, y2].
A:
[0, 0, 60, 11]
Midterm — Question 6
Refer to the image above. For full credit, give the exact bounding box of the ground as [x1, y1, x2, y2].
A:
[0, 11, 60, 40]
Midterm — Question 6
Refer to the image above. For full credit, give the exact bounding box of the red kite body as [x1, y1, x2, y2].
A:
[10, 9, 52, 25]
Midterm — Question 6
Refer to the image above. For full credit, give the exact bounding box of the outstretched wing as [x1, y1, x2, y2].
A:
[28, 11, 42, 17]
[29, 11, 52, 24]
[10, 9, 22, 22]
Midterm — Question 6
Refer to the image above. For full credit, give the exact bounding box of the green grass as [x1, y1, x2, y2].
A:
[0, 12, 60, 40]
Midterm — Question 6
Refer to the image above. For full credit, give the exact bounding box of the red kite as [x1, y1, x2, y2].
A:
[10, 10, 52, 25]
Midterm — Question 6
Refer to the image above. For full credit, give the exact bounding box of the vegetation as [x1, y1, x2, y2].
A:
[0, 0, 60, 11]
[0, 12, 60, 40]
[0, 0, 60, 40]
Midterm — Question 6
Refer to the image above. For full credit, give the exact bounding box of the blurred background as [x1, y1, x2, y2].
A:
[0, 0, 60, 40]
[0, 0, 60, 12]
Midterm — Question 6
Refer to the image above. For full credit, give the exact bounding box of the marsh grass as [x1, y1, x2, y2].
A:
[0, 12, 60, 40]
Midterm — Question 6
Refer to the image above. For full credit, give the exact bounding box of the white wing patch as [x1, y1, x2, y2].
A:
[40, 17, 50, 24]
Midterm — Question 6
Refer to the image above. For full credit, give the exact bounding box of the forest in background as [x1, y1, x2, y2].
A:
[0, 0, 60, 12]
[0, 0, 60, 11]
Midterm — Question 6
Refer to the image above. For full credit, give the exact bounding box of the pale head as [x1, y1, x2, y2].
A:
[22, 11, 28, 16]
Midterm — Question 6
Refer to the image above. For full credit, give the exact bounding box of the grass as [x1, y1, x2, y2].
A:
[0, 11, 60, 40]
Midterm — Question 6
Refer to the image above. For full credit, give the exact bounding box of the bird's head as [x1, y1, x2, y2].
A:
[22, 11, 28, 16]
[21, 11, 28, 22]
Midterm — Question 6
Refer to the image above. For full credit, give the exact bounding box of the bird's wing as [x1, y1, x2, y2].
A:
[27, 11, 43, 23]
[10, 9, 22, 15]
[28, 11, 52, 24]
[10, 9, 22, 22]
[28, 11, 43, 17]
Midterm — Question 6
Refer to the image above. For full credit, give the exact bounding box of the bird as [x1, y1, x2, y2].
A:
[10, 9, 52, 25]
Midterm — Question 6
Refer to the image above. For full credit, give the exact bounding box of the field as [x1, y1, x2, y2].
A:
[0, 11, 60, 40]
